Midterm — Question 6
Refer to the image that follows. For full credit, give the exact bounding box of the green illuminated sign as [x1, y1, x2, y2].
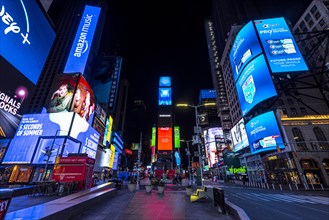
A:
[229, 166, 247, 174]
[174, 126, 180, 148]
[151, 127, 156, 147]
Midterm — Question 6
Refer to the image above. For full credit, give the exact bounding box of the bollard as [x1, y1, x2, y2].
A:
[289, 184, 292, 191]
[213, 187, 226, 214]
[320, 184, 324, 191]
[272, 183, 275, 190]
[267, 183, 269, 189]
[311, 183, 314, 190]
[279, 184, 282, 191]
[295, 183, 299, 190]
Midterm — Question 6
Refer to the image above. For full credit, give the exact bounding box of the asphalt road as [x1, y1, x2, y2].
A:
[206, 181, 329, 220]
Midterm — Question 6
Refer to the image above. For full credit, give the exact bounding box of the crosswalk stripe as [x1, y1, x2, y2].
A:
[297, 195, 329, 204]
[246, 193, 271, 201]
[270, 194, 315, 203]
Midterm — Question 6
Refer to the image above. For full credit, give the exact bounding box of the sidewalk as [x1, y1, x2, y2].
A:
[71, 188, 234, 220]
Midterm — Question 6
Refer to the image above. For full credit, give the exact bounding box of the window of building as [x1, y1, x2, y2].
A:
[314, 12, 321, 20]
[300, 107, 307, 114]
[292, 127, 308, 151]
[310, 5, 317, 14]
[300, 159, 318, 169]
[319, 19, 325, 26]
[290, 108, 297, 115]
[305, 13, 311, 22]
[308, 19, 314, 27]
[299, 21, 306, 29]
[313, 127, 329, 150]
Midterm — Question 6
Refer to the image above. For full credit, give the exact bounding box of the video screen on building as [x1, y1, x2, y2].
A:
[158, 88, 172, 105]
[174, 126, 180, 149]
[151, 127, 156, 147]
[254, 17, 308, 73]
[245, 111, 285, 154]
[230, 118, 249, 152]
[64, 5, 101, 74]
[157, 127, 173, 151]
[0, 0, 55, 85]
[159, 76, 171, 87]
[236, 55, 277, 116]
[203, 127, 223, 167]
[229, 21, 263, 82]
[44, 73, 95, 124]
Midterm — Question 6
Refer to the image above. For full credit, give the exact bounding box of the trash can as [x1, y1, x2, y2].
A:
[213, 187, 226, 214]
[0, 189, 14, 220]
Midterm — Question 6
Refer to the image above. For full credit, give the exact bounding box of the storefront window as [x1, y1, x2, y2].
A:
[313, 127, 329, 150]
[300, 159, 318, 169]
[292, 128, 308, 151]
[305, 172, 320, 184]
[322, 159, 329, 169]
[286, 172, 300, 184]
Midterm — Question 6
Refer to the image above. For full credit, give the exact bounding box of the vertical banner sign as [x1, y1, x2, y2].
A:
[64, 5, 101, 74]
[109, 144, 115, 168]
[106, 116, 113, 144]
[151, 127, 156, 147]
[254, 17, 308, 73]
[174, 126, 180, 149]
[108, 57, 122, 113]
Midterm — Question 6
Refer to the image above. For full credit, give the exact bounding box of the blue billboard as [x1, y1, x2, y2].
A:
[245, 111, 284, 154]
[63, 5, 101, 74]
[254, 17, 308, 73]
[2, 112, 99, 164]
[158, 88, 172, 105]
[229, 21, 263, 82]
[0, 0, 55, 84]
[236, 55, 277, 116]
[159, 76, 171, 87]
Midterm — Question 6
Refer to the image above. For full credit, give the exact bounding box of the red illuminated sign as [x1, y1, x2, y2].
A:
[157, 127, 172, 151]
[125, 149, 132, 155]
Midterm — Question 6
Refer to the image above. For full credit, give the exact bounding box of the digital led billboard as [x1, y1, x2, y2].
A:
[229, 21, 263, 82]
[230, 118, 249, 152]
[159, 76, 171, 87]
[157, 127, 172, 151]
[254, 17, 308, 73]
[236, 55, 277, 116]
[245, 111, 284, 154]
[174, 151, 181, 166]
[174, 126, 180, 149]
[151, 127, 156, 147]
[109, 145, 115, 168]
[203, 127, 223, 167]
[2, 112, 100, 164]
[45, 73, 96, 124]
[158, 88, 172, 105]
[64, 5, 101, 74]
[131, 143, 140, 151]
[0, 0, 55, 84]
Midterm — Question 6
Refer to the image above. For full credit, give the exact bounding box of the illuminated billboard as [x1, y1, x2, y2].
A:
[245, 111, 284, 154]
[230, 118, 249, 152]
[2, 112, 99, 164]
[109, 145, 115, 168]
[158, 88, 172, 105]
[45, 73, 96, 124]
[151, 127, 156, 147]
[157, 127, 172, 151]
[64, 5, 101, 74]
[174, 126, 180, 149]
[159, 76, 171, 87]
[131, 143, 140, 151]
[204, 127, 223, 167]
[254, 17, 308, 73]
[0, 0, 55, 84]
[229, 21, 263, 82]
[105, 116, 113, 145]
[236, 55, 277, 116]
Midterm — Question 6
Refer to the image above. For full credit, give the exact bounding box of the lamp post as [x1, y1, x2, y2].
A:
[176, 103, 215, 187]
[181, 140, 193, 185]
[43, 130, 67, 181]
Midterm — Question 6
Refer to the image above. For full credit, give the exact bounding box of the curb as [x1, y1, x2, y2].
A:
[225, 199, 251, 220]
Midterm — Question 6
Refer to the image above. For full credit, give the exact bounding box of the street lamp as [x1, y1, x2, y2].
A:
[176, 102, 215, 187]
[181, 139, 193, 185]
[43, 129, 68, 181]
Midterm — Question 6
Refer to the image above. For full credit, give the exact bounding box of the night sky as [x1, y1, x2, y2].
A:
[101, 0, 213, 140]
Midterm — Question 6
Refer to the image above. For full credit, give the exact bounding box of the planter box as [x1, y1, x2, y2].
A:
[157, 186, 165, 194]
[186, 188, 193, 196]
[128, 184, 136, 192]
[145, 185, 152, 193]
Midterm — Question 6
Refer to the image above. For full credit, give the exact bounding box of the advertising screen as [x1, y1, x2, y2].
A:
[204, 127, 223, 167]
[131, 143, 140, 151]
[64, 5, 101, 74]
[245, 111, 285, 154]
[236, 55, 277, 116]
[174, 126, 180, 149]
[2, 112, 73, 164]
[109, 144, 115, 168]
[174, 151, 181, 166]
[229, 21, 263, 82]
[151, 127, 156, 147]
[70, 113, 100, 159]
[99, 148, 111, 167]
[159, 76, 171, 87]
[157, 127, 172, 151]
[158, 88, 172, 105]
[254, 17, 308, 73]
[230, 118, 249, 152]
[45, 74, 95, 124]
[0, 0, 55, 84]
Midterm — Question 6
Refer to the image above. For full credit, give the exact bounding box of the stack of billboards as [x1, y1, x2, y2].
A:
[229, 17, 308, 155]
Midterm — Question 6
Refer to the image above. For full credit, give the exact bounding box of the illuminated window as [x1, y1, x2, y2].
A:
[292, 128, 308, 151]
[313, 127, 329, 150]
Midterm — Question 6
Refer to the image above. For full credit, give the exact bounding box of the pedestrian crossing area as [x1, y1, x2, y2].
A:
[232, 192, 329, 205]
